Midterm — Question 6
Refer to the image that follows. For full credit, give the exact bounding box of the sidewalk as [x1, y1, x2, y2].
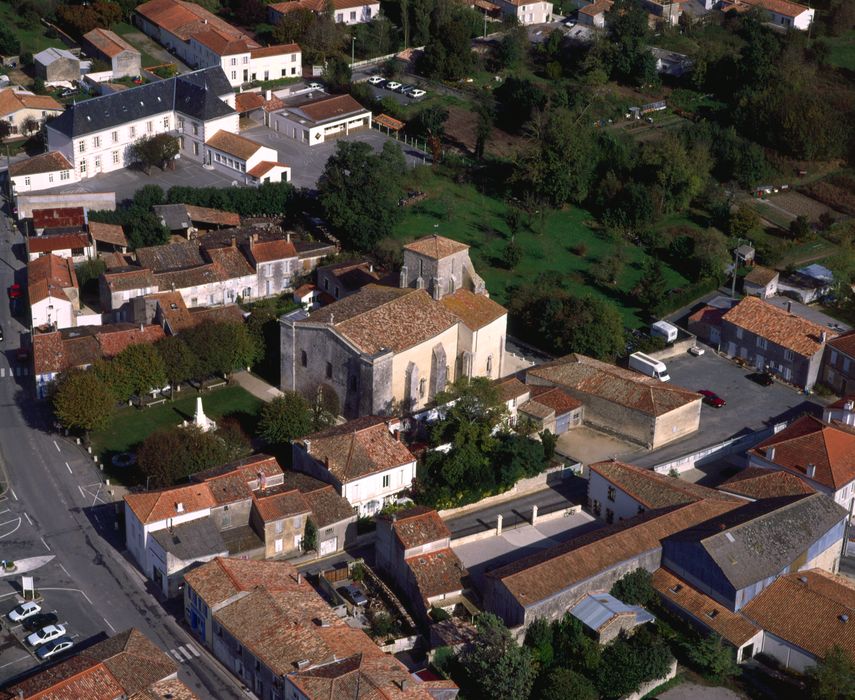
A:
[231, 370, 283, 403]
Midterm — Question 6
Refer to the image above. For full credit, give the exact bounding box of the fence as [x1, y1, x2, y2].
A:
[351, 47, 425, 70]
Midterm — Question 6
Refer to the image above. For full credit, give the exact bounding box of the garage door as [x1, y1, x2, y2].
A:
[319, 537, 338, 556]
[555, 412, 572, 434]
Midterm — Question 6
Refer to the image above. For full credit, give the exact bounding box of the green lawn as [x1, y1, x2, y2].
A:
[392, 169, 689, 327]
[91, 385, 263, 483]
[826, 30, 855, 72]
[0, 6, 66, 54]
[110, 22, 162, 69]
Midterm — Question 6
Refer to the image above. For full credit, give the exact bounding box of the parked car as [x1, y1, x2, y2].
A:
[688, 345, 705, 356]
[697, 389, 726, 408]
[385, 81, 402, 91]
[747, 371, 774, 386]
[26, 624, 66, 647]
[8, 283, 21, 299]
[367, 75, 385, 85]
[8, 601, 41, 622]
[35, 636, 73, 660]
[343, 584, 368, 607]
[307, 82, 322, 90]
[407, 88, 426, 99]
[564, 18, 576, 26]
[22, 613, 59, 633]
[397, 84, 414, 93]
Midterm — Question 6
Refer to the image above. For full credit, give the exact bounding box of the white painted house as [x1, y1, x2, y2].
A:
[269, 93, 372, 146]
[494, 0, 553, 24]
[293, 416, 418, 516]
[268, 0, 380, 25]
[720, 0, 814, 30]
[8, 152, 77, 195]
[204, 130, 290, 184]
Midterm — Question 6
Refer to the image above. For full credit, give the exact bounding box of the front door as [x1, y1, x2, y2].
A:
[755, 354, 765, 370]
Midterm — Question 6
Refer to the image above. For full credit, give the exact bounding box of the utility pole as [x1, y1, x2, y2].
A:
[483, 8, 487, 38]
[351, 35, 356, 70]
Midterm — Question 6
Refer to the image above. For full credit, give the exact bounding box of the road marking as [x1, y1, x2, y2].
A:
[39, 587, 94, 605]
[65, 462, 72, 474]
[0, 654, 30, 670]
[170, 649, 184, 663]
[58, 563, 69, 577]
[103, 617, 116, 633]
[53, 440, 60, 452]
[10, 489, 17, 501]
[0, 517, 21, 539]
[0, 509, 9, 515]
[40, 536, 50, 551]
[178, 645, 193, 661]
[0, 368, 4, 377]
[187, 643, 200, 657]
[23, 512, 31, 525]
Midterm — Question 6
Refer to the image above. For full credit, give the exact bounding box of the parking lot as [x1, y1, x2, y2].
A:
[627, 349, 825, 469]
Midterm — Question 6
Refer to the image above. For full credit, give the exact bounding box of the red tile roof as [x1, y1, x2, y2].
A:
[33, 324, 165, 375]
[742, 569, 855, 662]
[440, 288, 506, 331]
[83, 27, 140, 58]
[8, 151, 73, 177]
[253, 487, 311, 522]
[0, 87, 62, 118]
[125, 483, 218, 525]
[406, 547, 468, 603]
[32, 207, 85, 230]
[28, 232, 91, 254]
[249, 43, 300, 58]
[246, 161, 290, 179]
[183, 205, 240, 227]
[723, 296, 832, 358]
[88, 221, 128, 248]
[136, 0, 255, 44]
[723, 0, 812, 17]
[494, 376, 530, 403]
[744, 265, 778, 286]
[235, 92, 265, 113]
[403, 234, 468, 260]
[300, 416, 416, 483]
[246, 237, 297, 264]
[27, 254, 77, 305]
[206, 130, 266, 161]
[750, 415, 855, 490]
[389, 507, 450, 549]
[527, 385, 582, 414]
[718, 466, 815, 500]
[828, 331, 855, 359]
[292, 94, 367, 124]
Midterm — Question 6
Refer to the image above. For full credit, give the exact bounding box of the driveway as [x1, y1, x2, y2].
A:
[626, 350, 825, 469]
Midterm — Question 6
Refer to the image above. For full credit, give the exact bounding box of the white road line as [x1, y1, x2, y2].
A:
[10, 489, 17, 501]
[58, 563, 70, 577]
[0, 655, 30, 670]
[39, 587, 94, 605]
[103, 617, 116, 633]
[0, 368, 5, 377]
[23, 512, 32, 525]
[65, 462, 72, 474]
[53, 440, 60, 452]
[187, 643, 200, 657]
[178, 645, 193, 661]
[170, 649, 184, 663]
[0, 517, 21, 539]
[40, 536, 50, 551]
[0, 508, 9, 515]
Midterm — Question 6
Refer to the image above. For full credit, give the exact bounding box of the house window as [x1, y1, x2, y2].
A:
[22, 176, 30, 187]
[592, 499, 601, 516]
[193, 142, 199, 156]
[382, 474, 390, 488]
[48, 173, 53, 183]
[419, 377, 426, 398]
[756, 337, 767, 350]
[486, 355, 493, 375]
[231, 70, 236, 80]
[735, 327, 743, 340]
[350, 10, 356, 19]
[129, 126, 136, 138]
[94, 156, 101, 169]
[163, 116, 169, 129]
[845, 358, 851, 372]
[336, 12, 343, 20]
[78, 140, 85, 153]
[301, 350, 307, 367]
[112, 151, 119, 164]
[79, 160, 86, 174]
[146, 121, 153, 133]
[111, 130, 118, 143]
[831, 350, 839, 364]
[275, 520, 283, 534]
[784, 349, 794, 361]
[243, 287, 252, 298]
[231, 57, 237, 66]
[326, 362, 332, 379]
[193, 123, 199, 136]
[606, 508, 614, 524]
[243, 56, 248, 63]
[93, 136, 100, 148]
[60, 170, 69, 181]
[607, 486, 616, 502]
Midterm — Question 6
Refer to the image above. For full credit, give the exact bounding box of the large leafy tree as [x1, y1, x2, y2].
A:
[634, 258, 668, 313]
[603, 0, 657, 86]
[807, 646, 855, 700]
[610, 569, 656, 606]
[596, 627, 673, 699]
[257, 392, 313, 445]
[52, 370, 114, 434]
[0, 25, 20, 55]
[459, 613, 535, 700]
[322, 54, 352, 93]
[183, 321, 262, 378]
[685, 633, 740, 680]
[318, 140, 406, 251]
[113, 343, 167, 398]
[129, 134, 180, 175]
[156, 337, 198, 393]
[540, 668, 598, 700]
[418, 4, 474, 80]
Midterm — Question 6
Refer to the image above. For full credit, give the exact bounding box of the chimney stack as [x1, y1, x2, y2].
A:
[806, 463, 816, 478]
[821, 331, 828, 344]
[231, 236, 237, 249]
[265, 89, 272, 101]
[767, 446, 776, 461]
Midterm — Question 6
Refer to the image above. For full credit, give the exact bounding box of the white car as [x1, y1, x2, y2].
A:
[8, 601, 41, 622]
[36, 636, 73, 660]
[26, 624, 66, 647]
[307, 82, 322, 90]
[407, 89, 426, 99]
[367, 75, 385, 85]
[385, 81, 402, 91]
[688, 346, 705, 357]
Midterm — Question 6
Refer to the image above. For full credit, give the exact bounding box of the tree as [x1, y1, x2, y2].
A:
[0, 24, 19, 55]
[419, 5, 474, 80]
[634, 258, 668, 313]
[51, 370, 114, 434]
[638, 133, 711, 215]
[610, 568, 655, 606]
[113, 343, 167, 398]
[21, 116, 39, 135]
[729, 205, 761, 239]
[258, 392, 313, 444]
[551, 613, 601, 674]
[0, 120, 10, 141]
[156, 337, 197, 394]
[322, 54, 352, 93]
[596, 628, 673, 699]
[523, 617, 554, 668]
[494, 77, 547, 133]
[540, 429, 556, 461]
[318, 140, 406, 251]
[138, 424, 250, 487]
[302, 518, 318, 552]
[540, 668, 598, 700]
[496, 25, 528, 69]
[183, 321, 261, 378]
[129, 133, 180, 175]
[133, 184, 166, 210]
[459, 613, 535, 700]
[790, 214, 812, 241]
[806, 646, 855, 700]
[604, 0, 657, 86]
[501, 239, 523, 269]
[685, 633, 740, 680]
[310, 383, 339, 429]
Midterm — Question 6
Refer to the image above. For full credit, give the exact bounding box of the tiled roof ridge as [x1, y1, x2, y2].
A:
[699, 492, 815, 544]
[217, 556, 250, 593]
[330, 284, 415, 327]
[28, 660, 121, 700]
[589, 460, 723, 508]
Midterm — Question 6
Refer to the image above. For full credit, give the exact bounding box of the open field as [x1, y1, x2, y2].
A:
[0, 7, 66, 54]
[392, 169, 689, 327]
[91, 385, 263, 484]
[826, 30, 855, 72]
[765, 190, 845, 221]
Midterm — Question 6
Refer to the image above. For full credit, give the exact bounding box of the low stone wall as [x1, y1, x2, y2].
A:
[450, 505, 582, 546]
[622, 659, 678, 700]
[648, 335, 697, 362]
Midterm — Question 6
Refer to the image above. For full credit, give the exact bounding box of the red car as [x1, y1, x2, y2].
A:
[8, 283, 21, 299]
[697, 389, 726, 408]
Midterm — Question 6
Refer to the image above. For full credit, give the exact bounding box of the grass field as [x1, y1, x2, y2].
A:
[826, 30, 855, 72]
[0, 6, 66, 54]
[91, 385, 263, 484]
[392, 169, 689, 327]
[110, 22, 162, 68]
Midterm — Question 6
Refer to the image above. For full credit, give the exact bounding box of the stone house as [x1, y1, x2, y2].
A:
[400, 235, 486, 301]
[492, 0, 553, 24]
[569, 592, 655, 644]
[183, 557, 458, 700]
[268, 0, 381, 25]
[316, 260, 383, 301]
[375, 506, 470, 623]
[153, 203, 240, 236]
[517, 385, 583, 435]
[743, 265, 779, 299]
[0, 87, 63, 136]
[292, 416, 417, 517]
[82, 27, 142, 78]
[720, 296, 832, 390]
[821, 331, 855, 395]
[525, 354, 702, 449]
[748, 414, 855, 522]
[204, 130, 290, 185]
[33, 47, 80, 83]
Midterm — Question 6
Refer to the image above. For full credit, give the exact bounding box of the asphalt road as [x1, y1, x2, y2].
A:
[0, 206, 248, 697]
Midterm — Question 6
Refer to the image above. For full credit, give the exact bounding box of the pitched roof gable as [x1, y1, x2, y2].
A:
[722, 296, 831, 357]
[718, 466, 815, 500]
[403, 234, 468, 259]
[440, 288, 506, 331]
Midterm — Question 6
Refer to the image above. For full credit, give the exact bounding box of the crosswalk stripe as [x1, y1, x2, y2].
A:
[178, 645, 193, 661]
[0, 368, 4, 377]
[13, 367, 19, 377]
[187, 643, 200, 657]
[170, 649, 184, 663]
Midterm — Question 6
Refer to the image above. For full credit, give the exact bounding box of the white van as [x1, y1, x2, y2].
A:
[651, 320, 679, 344]
[629, 352, 670, 382]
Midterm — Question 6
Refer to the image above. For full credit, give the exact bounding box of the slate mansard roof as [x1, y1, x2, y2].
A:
[48, 67, 234, 139]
